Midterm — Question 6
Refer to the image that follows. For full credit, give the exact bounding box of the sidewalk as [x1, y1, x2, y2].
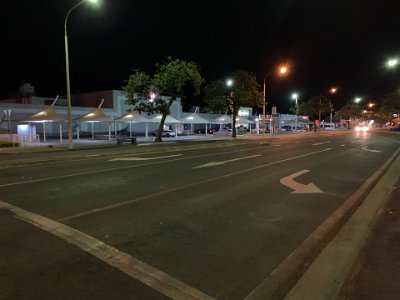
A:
[341, 176, 400, 300]
[284, 148, 400, 300]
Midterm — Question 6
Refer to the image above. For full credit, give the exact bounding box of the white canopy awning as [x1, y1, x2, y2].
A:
[75, 108, 113, 122]
[235, 116, 255, 124]
[181, 112, 209, 124]
[212, 114, 232, 123]
[148, 114, 181, 124]
[75, 100, 113, 140]
[21, 96, 64, 123]
[20, 96, 64, 143]
[115, 111, 150, 123]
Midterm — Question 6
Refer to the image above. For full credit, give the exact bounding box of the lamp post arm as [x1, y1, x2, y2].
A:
[64, 0, 86, 35]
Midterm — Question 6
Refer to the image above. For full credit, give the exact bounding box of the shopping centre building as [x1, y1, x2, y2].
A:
[0, 83, 310, 144]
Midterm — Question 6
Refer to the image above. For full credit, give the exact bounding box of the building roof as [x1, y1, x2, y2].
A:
[115, 111, 149, 123]
[181, 112, 209, 124]
[20, 96, 64, 122]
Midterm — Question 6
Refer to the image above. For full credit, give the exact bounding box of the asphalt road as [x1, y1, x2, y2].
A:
[1, 130, 399, 299]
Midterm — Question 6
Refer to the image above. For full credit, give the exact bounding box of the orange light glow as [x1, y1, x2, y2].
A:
[330, 88, 337, 93]
[279, 66, 288, 74]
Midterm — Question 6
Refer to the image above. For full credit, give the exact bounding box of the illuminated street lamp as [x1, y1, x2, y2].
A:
[263, 65, 288, 134]
[354, 97, 362, 103]
[368, 103, 375, 109]
[291, 93, 299, 132]
[319, 87, 337, 124]
[64, 0, 98, 150]
[387, 58, 398, 68]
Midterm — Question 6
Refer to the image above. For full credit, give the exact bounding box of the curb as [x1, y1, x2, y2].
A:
[283, 146, 400, 300]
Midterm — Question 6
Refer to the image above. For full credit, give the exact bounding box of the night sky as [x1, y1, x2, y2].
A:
[2, 0, 400, 112]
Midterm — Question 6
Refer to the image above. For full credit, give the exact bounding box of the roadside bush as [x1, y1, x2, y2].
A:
[0, 141, 19, 148]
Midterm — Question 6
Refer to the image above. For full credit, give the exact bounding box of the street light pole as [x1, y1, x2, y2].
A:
[64, 0, 97, 150]
[263, 65, 288, 135]
[291, 93, 298, 132]
[263, 77, 266, 134]
[319, 87, 337, 125]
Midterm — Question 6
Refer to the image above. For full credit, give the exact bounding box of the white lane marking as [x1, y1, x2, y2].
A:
[0, 147, 262, 188]
[108, 154, 182, 162]
[273, 144, 281, 147]
[312, 142, 330, 146]
[59, 148, 333, 222]
[361, 146, 381, 153]
[340, 144, 345, 147]
[86, 154, 100, 157]
[193, 155, 261, 169]
[280, 169, 323, 194]
[0, 201, 214, 300]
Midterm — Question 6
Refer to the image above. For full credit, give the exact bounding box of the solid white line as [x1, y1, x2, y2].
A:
[59, 148, 333, 222]
[0, 147, 265, 188]
[312, 142, 330, 146]
[0, 201, 214, 300]
[108, 154, 183, 161]
[193, 154, 261, 169]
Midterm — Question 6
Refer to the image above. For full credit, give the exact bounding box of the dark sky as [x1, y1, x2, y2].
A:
[2, 0, 400, 112]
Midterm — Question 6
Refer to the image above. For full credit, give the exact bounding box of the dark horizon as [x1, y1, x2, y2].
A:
[2, 0, 400, 113]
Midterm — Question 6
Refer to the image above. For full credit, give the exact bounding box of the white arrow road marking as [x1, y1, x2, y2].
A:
[280, 169, 324, 194]
[361, 146, 381, 153]
[193, 154, 261, 169]
[108, 154, 182, 162]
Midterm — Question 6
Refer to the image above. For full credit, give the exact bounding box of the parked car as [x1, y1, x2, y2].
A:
[197, 128, 215, 134]
[151, 129, 176, 137]
[280, 125, 292, 132]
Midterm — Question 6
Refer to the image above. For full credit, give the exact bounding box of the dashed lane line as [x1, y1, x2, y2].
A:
[58, 148, 333, 222]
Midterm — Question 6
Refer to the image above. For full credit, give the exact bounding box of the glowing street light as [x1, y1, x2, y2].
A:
[354, 97, 362, 103]
[291, 93, 298, 103]
[387, 58, 398, 68]
[226, 79, 234, 87]
[319, 87, 337, 124]
[263, 64, 289, 134]
[64, 0, 98, 150]
[291, 93, 299, 132]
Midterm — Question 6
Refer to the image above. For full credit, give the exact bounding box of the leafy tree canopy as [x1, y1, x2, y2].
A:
[204, 70, 262, 137]
[123, 58, 203, 142]
[336, 104, 362, 120]
[381, 91, 400, 114]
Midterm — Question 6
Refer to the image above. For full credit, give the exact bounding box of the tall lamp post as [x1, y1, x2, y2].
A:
[263, 65, 288, 134]
[291, 93, 298, 132]
[64, 0, 97, 150]
[319, 87, 337, 124]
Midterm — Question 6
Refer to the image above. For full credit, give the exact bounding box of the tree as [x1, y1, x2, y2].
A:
[336, 104, 362, 128]
[297, 96, 320, 119]
[297, 96, 333, 122]
[204, 70, 262, 138]
[381, 91, 400, 122]
[123, 58, 203, 142]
